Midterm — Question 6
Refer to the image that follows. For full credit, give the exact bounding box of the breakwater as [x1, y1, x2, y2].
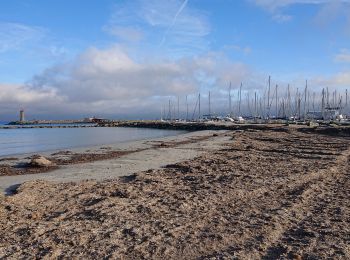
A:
[106, 121, 350, 137]
[1, 120, 349, 136]
[107, 121, 286, 131]
[0, 124, 97, 129]
[7, 119, 89, 125]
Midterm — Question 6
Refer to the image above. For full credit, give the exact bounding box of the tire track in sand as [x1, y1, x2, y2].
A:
[256, 147, 350, 259]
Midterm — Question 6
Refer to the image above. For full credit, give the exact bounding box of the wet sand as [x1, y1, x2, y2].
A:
[0, 130, 228, 194]
[0, 127, 349, 259]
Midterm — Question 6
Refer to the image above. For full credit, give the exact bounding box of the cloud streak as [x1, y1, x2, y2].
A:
[0, 22, 46, 53]
[250, 0, 350, 24]
[251, 0, 350, 11]
[159, 0, 189, 47]
[103, 26, 144, 42]
[335, 49, 350, 63]
[106, 0, 210, 57]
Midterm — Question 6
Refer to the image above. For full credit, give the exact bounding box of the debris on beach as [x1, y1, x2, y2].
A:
[0, 127, 349, 259]
[29, 156, 55, 167]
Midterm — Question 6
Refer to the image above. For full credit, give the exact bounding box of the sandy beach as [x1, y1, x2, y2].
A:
[0, 126, 349, 259]
[0, 130, 228, 194]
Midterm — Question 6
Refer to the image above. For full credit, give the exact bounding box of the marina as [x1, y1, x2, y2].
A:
[159, 79, 350, 124]
[5, 78, 349, 129]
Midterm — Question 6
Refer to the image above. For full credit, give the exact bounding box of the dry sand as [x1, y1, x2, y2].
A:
[0, 127, 349, 259]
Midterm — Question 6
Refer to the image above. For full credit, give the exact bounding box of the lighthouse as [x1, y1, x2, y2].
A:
[19, 109, 25, 122]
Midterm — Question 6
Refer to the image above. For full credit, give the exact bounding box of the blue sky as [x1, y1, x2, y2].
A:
[0, 0, 350, 119]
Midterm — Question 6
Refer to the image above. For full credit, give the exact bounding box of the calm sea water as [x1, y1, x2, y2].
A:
[0, 126, 185, 157]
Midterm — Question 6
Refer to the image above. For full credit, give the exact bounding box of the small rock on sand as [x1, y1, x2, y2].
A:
[30, 156, 55, 167]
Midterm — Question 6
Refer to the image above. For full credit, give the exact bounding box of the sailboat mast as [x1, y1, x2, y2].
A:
[209, 91, 211, 116]
[275, 84, 278, 118]
[198, 93, 201, 120]
[168, 99, 171, 120]
[267, 76, 271, 118]
[177, 96, 180, 120]
[298, 93, 301, 120]
[254, 92, 257, 118]
[304, 80, 307, 120]
[160, 104, 163, 120]
[287, 84, 291, 119]
[322, 88, 325, 119]
[346, 89, 348, 114]
[239, 82, 242, 115]
[247, 92, 251, 117]
[229, 82, 232, 117]
[186, 95, 189, 121]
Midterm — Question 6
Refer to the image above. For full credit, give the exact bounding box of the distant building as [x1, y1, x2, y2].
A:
[91, 117, 109, 123]
[83, 117, 94, 123]
[19, 109, 25, 122]
[83, 116, 109, 123]
[308, 107, 342, 121]
[324, 106, 341, 121]
[306, 111, 323, 120]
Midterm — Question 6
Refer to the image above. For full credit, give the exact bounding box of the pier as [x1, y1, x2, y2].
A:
[0, 124, 98, 129]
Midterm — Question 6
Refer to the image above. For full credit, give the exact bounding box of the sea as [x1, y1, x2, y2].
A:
[0, 122, 185, 157]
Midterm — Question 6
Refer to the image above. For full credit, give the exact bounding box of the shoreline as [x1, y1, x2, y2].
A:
[0, 130, 229, 194]
[0, 130, 187, 160]
[1, 123, 349, 194]
[1, 121, 349, 159]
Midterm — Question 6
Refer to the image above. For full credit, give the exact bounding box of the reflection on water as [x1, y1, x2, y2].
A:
[0, 127, 185, 157]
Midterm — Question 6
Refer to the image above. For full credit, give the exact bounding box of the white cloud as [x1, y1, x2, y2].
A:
[0, 83, 65, 119]
[333, 71, 350, 85]
[223, 45, 252, 55]
[0, 22, 46, 53]
[0, 83, 58, 103]
[250, 0, 350, 24]
[312, 1, 350, 30]
[0, 1, 212, 119]
[2, 44, 349, 120]
[307, 71, 350, 95]
[251, 0, 350, 11]
[272, 14, 293, 22]
[103, 26, 144, 42]
[106, 0, 210, 57]
[49, 46, 68, 57]
[77, 47, 138, 75]
[0, 46, 258, 119]
[0, 21, 70, 69]
[322, 71, 350, 87]
[335, 49, 350, 62]
[159, 0, 189, 47]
